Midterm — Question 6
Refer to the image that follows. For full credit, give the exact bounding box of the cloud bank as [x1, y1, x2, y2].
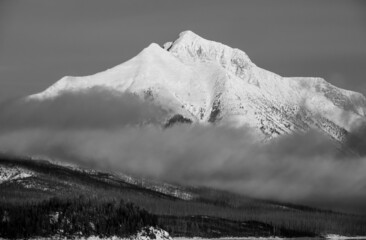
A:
[0, 90, 365, 213]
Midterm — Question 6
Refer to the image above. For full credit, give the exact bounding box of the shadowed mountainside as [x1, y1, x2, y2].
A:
[1, 155, 366, 238]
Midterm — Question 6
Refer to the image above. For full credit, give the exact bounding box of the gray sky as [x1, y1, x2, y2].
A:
[0, 0, 366, 102]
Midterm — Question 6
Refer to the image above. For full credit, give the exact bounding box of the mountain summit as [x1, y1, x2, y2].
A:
[28, 31, 366, 141]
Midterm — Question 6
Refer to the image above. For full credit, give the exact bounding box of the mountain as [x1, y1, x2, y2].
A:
[27, 30, 366, 142]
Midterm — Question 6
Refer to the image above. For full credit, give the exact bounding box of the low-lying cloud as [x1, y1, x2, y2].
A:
[0, 88, 166, 130]
[0, 90, 366, 214]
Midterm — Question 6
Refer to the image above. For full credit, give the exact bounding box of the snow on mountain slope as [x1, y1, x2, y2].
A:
[27, 30, 366, 141]
[0, 165, 34, 184]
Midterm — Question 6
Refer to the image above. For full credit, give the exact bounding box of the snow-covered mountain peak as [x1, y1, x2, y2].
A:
[170, 30, 206, 50]
[175, 30, 199, 42]
[141, 42, 165, 55]
[26, 31, 366, 142]
[167, 30, 254, 79]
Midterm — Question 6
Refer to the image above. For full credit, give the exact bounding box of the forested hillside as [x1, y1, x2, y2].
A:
[0, 197, 157, 239]
[1, 156, 366, 238]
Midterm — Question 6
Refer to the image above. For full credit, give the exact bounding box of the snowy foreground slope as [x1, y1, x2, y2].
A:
[28, 31, 366, 141]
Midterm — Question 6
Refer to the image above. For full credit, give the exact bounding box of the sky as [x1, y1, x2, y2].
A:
[0, 0, 366, 102]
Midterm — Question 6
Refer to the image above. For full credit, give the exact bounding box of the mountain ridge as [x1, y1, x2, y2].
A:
[27, 30, 366, 142]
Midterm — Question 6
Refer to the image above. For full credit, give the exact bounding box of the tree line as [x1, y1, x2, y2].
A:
[0, 196, 158, 239]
